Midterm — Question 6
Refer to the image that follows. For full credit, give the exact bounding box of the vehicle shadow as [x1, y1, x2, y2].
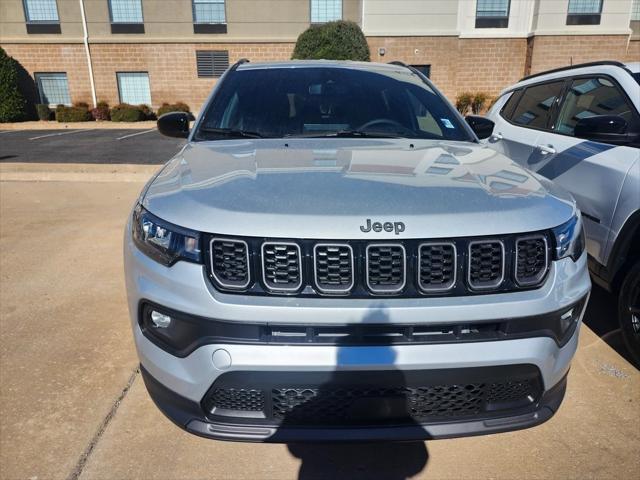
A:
[275, 307, 429, 479]
[582, 283, 637, 368]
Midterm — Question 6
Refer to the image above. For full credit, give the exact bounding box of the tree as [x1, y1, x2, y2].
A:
[292, 21, 370, 62]
[0, 47, 27, 122]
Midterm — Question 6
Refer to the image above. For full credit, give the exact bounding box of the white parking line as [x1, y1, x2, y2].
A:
[117, 129, 156, 141]
[29, 129, 90, 140]
[0, 130, 21, 135]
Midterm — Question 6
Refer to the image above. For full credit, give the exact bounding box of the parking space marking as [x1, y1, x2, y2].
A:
[117, 129, 156, 141]
[29, 130, 91, 141]
[0, 130, 20, 135]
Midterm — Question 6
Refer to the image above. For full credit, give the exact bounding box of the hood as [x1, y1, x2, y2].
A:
[143, 138, 575, 239]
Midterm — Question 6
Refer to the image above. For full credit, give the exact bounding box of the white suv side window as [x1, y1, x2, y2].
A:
[556, 76, 638, 136]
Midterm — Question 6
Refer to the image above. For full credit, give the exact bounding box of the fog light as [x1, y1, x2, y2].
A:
[150, 310, 172, 328]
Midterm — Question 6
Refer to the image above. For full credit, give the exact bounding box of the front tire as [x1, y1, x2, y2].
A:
[619, 261, 640, 368]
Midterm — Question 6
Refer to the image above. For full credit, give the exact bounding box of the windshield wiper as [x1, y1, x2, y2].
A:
[286, 129, 404, 139]
[197, 127, 264, 139]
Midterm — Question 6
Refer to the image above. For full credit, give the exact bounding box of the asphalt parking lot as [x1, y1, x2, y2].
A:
[0, 130, 639, 479]
[0, 128, 185, 164]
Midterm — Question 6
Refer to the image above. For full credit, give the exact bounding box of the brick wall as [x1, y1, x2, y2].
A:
[2, 44, 93, 106]
[3, 42, 295, 113]
[367, 37, 528, 100]
[528, 35, 638, 75]
[89, 43, 295, 112]
[3, 35, 637, 114]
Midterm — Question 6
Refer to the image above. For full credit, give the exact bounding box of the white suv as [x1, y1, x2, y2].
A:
[486, 61, 640, 365]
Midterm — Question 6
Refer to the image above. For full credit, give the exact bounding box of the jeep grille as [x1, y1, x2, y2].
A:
[210, 239, 250, 289]
[366, 244, 406, 293]
[261, 242, 302, 292]
[418, 242, 456, 292]
[205, 233, 550, 298]
[515, 236, 548, 286]
[313, 244, 354, 294]
[468, 241, 505, 290]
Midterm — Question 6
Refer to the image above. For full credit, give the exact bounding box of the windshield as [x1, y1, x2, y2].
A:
[195, 66, 472, 141]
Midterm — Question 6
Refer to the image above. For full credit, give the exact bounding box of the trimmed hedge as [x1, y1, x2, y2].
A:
[292, 21, 370, 61]
[110, 103, 146, 122]
[455, 92, 491, 115]
[0, 47, 27, 122]
[157, 102, 190, 117]
[138, 104, 156, 120]
[36, 104, 52, 121]
[55, 104, 92, 122]
[91, 101, 110, 121]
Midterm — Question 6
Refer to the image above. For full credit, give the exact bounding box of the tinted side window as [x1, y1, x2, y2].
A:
[510, 81, 565, 129]
[555, 76, 639, 136]
[499, 90, 522, 120]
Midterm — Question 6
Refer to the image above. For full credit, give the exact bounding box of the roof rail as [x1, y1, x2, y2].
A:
[229, 58, 250, 72]
[388, 61, 409, 68]
[520, 60, 626, 82]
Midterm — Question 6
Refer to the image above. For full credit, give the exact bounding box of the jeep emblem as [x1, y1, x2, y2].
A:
[360, 219, 405, 235]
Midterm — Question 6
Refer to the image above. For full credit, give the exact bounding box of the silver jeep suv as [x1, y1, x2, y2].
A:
[124, 60, 590, 442]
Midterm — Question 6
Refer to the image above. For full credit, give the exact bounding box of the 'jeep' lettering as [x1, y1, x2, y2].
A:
[360, 219, 405, 235]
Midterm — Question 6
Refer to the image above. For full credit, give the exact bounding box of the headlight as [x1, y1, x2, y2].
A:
[132, 204, 201, 266]
[552, 214, 585, 261]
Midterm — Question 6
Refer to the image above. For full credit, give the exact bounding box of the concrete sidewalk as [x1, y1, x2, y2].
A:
[0, 176, 638, 480]
[1, 121, 158, 131]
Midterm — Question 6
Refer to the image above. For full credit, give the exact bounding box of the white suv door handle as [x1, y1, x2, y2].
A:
[537, 144, 556, 155]
[490, 132, 503, 142]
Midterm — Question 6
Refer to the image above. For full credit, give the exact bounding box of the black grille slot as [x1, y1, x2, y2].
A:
[366, 244, 406, 293]
[203, 366, 543, 425]
[210, 239, 250, 289]
[515, 236, 548, 286]
[314, 244, 354, 293]
[468, 241, 504, 289]
[418, 242, 456, 291]
[262, 242, 302, 291]
[204, 388, 264, 413]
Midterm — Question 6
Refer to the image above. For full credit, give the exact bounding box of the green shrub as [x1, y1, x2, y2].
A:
[55, 104, 92, 122]
[138, 104, 156, 120]
[471, 92, 490, 115]
[36, 104, 52, 121]
[292, 21, 370, 61]
[157, 102, 191, 117]
[110, 103, 145, 122]
[455, 92, 473, 115]
[0, 47, 27, 122]
[91, 101, 110, 121]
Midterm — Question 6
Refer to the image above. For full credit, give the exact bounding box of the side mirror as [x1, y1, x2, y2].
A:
[465, 115, 495, 140]
[574, 115, 636, 145]
[157, 112, 192, 138]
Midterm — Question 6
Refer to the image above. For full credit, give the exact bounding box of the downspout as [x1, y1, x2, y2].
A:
[79, 0, 97, 108]
[361, 0, 365, 32]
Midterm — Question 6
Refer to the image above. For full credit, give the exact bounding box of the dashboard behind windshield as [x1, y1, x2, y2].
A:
[195, 66, 472, 142]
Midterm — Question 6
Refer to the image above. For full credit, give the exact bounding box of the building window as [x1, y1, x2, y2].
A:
[109, 0, 145, 33]
[310, 0, 342, 23]
[566, 0, 602, 25]
[117, 72, 151, 105]
[192, 0, 227, 33]
[35, 73, 70, 106]
[632, 0, 640, 36]
[475, 0, 510, 28]
[411, 65, 431, 78]
[23, 0, 61, 33]
[196, 51, 230, 77]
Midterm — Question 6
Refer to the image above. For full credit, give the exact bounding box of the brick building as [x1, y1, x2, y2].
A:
[1, 0, 639, 113]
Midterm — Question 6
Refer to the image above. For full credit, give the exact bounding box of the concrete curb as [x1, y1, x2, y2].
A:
[0, 121, 158, 131]
[0, 163, 161, 183]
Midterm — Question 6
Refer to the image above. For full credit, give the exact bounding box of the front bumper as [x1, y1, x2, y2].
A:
[141, 363, 568, 442]
[125, 233, 590, 441]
